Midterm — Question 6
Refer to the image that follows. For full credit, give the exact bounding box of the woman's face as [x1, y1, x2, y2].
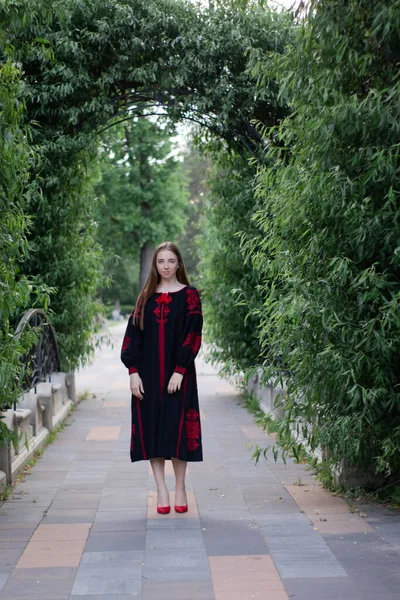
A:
[156, 249, 179, 281]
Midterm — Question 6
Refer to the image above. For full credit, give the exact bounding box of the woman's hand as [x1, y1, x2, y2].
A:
[167, 372, 183, 394]
[130, 373, 144, 400]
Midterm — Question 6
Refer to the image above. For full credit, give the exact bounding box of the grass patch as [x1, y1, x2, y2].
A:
[240, 388, 308, 466]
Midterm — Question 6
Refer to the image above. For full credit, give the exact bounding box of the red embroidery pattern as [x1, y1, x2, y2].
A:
[122, 335, 130, 351]
[154, 292, 173, 400]
[174, 366, 186, 375]
[187, 439, 199, 452]
[186, 409, 200, 452]
[186, 420, 200, 438]
[187, 409, 198, 420]
[128, 367, 138, 374]
[183, 332, 202, 354]
[176, 373, 187, 457]
[131, 424, 135, 434]
[154, 292, 172, 324]
[156, 293, 172, 305]
[186, 288, 201, 314]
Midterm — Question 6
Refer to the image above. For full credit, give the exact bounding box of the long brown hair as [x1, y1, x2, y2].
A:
[133, 241, 190, 329]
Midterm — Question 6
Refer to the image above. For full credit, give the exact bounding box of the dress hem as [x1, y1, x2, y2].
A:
[130, 455, 203, 463]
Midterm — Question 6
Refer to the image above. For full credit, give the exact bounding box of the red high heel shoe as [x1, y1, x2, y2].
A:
[157, 505, 171, 514]
[156, 491, 170, 514]
[174, 491, 188, 513]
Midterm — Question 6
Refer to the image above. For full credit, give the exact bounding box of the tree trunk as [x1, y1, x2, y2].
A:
[140, 241, 154, 289]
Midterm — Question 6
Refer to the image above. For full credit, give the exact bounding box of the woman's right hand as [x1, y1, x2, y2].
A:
[130, 373, 144, 400]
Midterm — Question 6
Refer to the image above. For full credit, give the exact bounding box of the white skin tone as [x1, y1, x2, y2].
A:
[130, 248, 188, 508]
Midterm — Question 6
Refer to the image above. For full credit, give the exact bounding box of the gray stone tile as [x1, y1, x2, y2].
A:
[272, 545, 338, 560]
[248, 498, 300, 515]
[100, 488, 147, 500]
[105, 472, 149, 481]
[143, 549, 208, 569]
[7, 494, 55, 506]
[41, 509, 96, 524]
[50, 491, 101, 510]
[142, 566, 211, 582]
[97, 495, 147, 511]
[266, 534, 335, 560]
[275, 557, 348, 579]
[0, 566, 77, 599]
[18, 470, 67, 482]
[200, 518, 269, 556]
[145, 528, 204, 550]
[102, 480, 148, 490]
[91, 517, 146, 533]
[70, 596, 140, 600]
[198, 509, 253, 521]
[323, 531, 400, 593]
[333, 561, 400, 597]
[195, 498, 248, 511]
[324, 531, 399, 558]
[363, 593, 400, 600]
[0, 548, 25, 569]
[84, 530, 145, 552]
[283, 576, 365, 599]
[79, 550, 143, 565]
[146, 518, 201, 530]
[256, 514, 315, 534]
[71, 551, 143, 595]
[71, 577, 142, 596]
[0, 541, 27, 550]
[60, 482, 105, 491]
[372, 521, 400, 551]
[0, 528, 35, 542]
[63, 471, 108, 481]
[0, 573, 9, 592]
[93, 509, 146, 522]
[0, 510, 44, 524]
[142, 581, 215, 600]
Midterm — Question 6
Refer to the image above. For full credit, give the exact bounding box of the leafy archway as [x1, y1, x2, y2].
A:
[3, 0, 293, 368]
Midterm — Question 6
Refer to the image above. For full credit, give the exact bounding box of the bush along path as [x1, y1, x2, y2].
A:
[0, 323, 398, 600]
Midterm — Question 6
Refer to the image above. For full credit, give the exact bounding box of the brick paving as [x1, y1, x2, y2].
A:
[0, 321, 399, 599]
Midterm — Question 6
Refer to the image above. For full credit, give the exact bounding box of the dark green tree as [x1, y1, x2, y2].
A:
[95, 116, 189, 304]
[1, 0, 292, 371]
[248, 0, 400, 478]
[0, 57, 50, 410]
[176, 141, 210, 281]
[197, 149, 264, 376]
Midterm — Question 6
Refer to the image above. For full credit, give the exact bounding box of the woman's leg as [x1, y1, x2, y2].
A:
[171, 457, 187, 506]
[150, 458, 170, 507]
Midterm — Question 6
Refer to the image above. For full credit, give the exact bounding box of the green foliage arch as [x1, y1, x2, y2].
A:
[1, 0, 292, 370]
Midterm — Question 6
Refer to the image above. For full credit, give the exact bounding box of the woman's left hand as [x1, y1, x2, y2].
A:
[167, 372, 184, 394]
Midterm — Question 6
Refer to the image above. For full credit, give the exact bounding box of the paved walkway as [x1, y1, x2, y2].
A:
[0, 322, 399, 600]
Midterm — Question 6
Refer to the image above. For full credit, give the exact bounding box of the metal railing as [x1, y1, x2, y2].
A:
[15, 309, 61, 407]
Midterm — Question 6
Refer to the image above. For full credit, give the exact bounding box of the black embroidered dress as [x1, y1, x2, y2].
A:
[121, 285, 203, 462]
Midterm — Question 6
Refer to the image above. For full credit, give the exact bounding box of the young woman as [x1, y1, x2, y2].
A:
[121, 241, 203, 514]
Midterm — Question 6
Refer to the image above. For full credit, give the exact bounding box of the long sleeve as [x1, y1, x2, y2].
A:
[121, 312, 144, 375]
[174, 287, 203, 376]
